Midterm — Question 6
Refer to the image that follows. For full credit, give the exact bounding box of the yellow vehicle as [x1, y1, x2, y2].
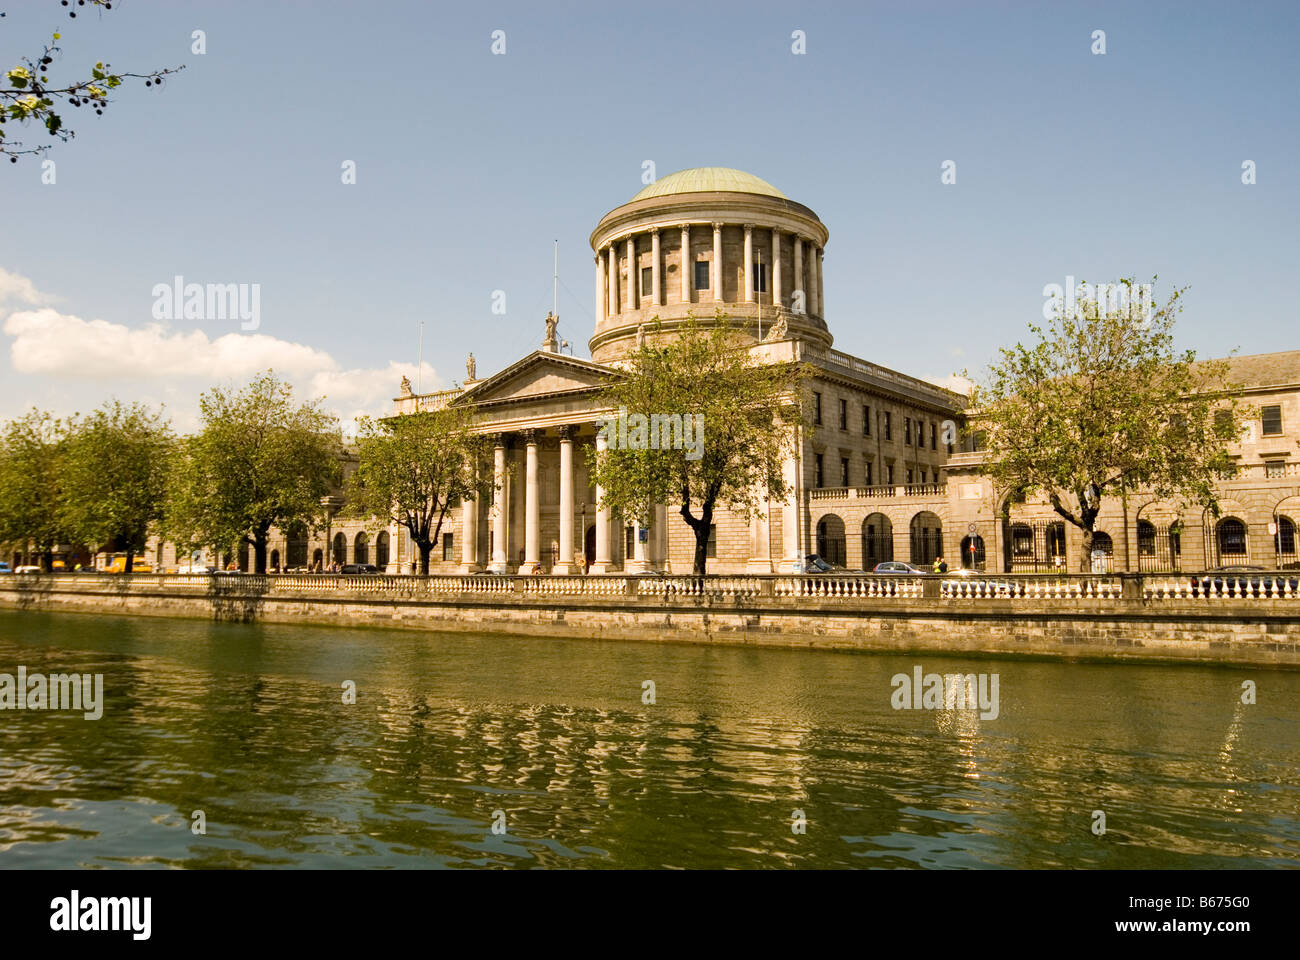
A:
[104, 555, 153, 574]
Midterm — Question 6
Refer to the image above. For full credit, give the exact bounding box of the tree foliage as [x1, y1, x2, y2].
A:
[2, 0, 183, 160]
[588, 314, 808, 575]
[347, 404, 493, 576]
[59, 400, 173, 572]
[166, 372, 341, 574]
[975, 277, 1246, 569]
[0, 408, 69, 568]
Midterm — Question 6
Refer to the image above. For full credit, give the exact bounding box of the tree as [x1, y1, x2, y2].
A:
[588, 314, 808, 575]
[347, 404, 493, 575]
[167, 372, 341, 574]
[975, 277, 1246, 571]
[0, 408, 69, 569]
[60, 400, 172, 573]
[2, 1, 183, 161]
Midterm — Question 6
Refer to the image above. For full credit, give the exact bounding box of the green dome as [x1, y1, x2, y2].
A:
[630, 167, 787, 202]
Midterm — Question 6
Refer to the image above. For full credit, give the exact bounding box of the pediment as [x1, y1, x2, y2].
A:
[455, 351, 618, 407]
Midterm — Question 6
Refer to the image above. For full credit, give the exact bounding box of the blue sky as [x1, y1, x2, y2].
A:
[1, 0, 1296, 427]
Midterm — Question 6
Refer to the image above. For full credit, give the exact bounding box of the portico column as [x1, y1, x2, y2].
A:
[650, 228, 661, 306]
[522, 429, 540, 573]
[591, 431, 612, 573]
[680, 224, 691, 303]
[653, 502, 668, 572]
[817, 248, 825, 319]
[626, 513, 649, 574]
[626, 236, 637, 311]
[743, 224, 754, 303]
[747, 485, 773, 573]
[772, 230, 782, 308]
[712, 222, 724, 302]
[607, 244, 618, 317]
[490, 435, 508, 573]
[793, 237, 804, 314]
[460, 485, 480, 573]
[780, 430, 805, 571]
[808, 245, 820, 317]
[555, 426, 577, 574]
[596, 252, 606, 326]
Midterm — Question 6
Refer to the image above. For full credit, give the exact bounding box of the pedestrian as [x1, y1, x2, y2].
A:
[933, 556, 948, 574]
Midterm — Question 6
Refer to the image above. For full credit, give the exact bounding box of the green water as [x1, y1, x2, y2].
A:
[0, 609, 1296, 869]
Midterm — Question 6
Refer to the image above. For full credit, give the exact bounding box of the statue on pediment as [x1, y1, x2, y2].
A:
[466, 352, 477, 380]
[399, 375, 413, 396]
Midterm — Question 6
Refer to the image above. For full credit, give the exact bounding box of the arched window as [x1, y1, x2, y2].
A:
[332, 532, 347, 564]
[1137, 520, 1156, 556]
[1217, 518, 1247, 560]
[354, 532, 369, 565]
[1010, 523, 1034, 557]
[270, 549, 280, 572]
[1275, 515, 1296, 565]
[376, 531, 390, 570]
[862, 513, 893, 566]
[909, 511, 943, 566]
[1090, 531, 1114, 572]
[815, 514, 846, 567]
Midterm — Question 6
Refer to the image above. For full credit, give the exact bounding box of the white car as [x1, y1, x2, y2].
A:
[14, 565, 43, 574]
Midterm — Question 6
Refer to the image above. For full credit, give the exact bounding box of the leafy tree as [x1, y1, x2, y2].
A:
[2, 0, 183, 160]
[975, 277, 1246, 570]
[167, 372, 341, 575]
[60, 400, 172, 572]
[589, 314, 808, 575]
[347, 404, 493, 575]
[0, 408, 69, 569]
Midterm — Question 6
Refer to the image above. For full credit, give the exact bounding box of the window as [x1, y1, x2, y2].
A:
[813, 392, 823, 425]
[838, 398, 847, 430]
[864, 460, 872, 486]
[640, 266, 652, 297]
[753, 262, 767, 293]
[1266, 460, 1286, 479]
[904, 417, 912, 445]
[885, 463, 894, 485]
[931, 422, 937, 450]
[442, 532, 454, 561]
[707, 523, 717, 558]
[884, 412, 892, 440]
[694, 260, 710, 290]
[814, 453, 824, 488]
[863, 405, 871, 436]
[906, 468, 914, 485]
[1262, 405, 1283, 436]
[840, 457, 850, 487]
[1214, 410, 1233, 434]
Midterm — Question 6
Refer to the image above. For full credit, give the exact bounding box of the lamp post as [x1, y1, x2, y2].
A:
[321, 495, 343, 572]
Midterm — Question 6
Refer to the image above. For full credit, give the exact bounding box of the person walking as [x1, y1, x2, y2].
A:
[933, 556, 948, 574]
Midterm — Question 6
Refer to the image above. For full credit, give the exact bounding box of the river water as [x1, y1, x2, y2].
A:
[0, 609, 1296, 869]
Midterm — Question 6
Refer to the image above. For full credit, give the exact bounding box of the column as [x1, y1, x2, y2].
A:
[653, 502, 668, 573]
[747, 486, 773, 573]
[743, 224, 754, 303]
[626, 513, 648, 574]
[555, 426, 577, 574]
[522, 430, 539, 573]
[591, 431, 612, 573]
[680, 224, 691, 303]
[595, 252, 606, 326]
[489, 436, 508, 573]
[793, 237, 804, 314]
[626, 236, 637, 311]
[712, 222, 724, 302]
[459, 489, 480, 573]
[780, 431, 805, 571]
[607, 244, 618, 317]
[816, 248, 825, 319]
[650, 228, 661, 306]
[808, 245, 820, 317]
[772, 230, 782, 308]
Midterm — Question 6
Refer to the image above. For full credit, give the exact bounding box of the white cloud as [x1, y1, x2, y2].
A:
[0, 267, 55, 309]
[924, 373, 976, 396]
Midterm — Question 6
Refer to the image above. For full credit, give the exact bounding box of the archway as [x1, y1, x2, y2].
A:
[960, 534, 985, 569]
[861, 513, 893, 567]
[584, 525, 596, 572]
[1089, 531, 1114, 572]
[286, 522, 308, 570]
[332, 532, 347, 565]
[376, 531, 390, 570]
[815, 514, 846, 566]
[270, 549, 280, 572]
[311, 548, 323, 571]
[354, 532, 369, 565]
[909, 511, 943, 566]
[1275, 515, 1296, 568]
[1216, 517, 1248, 564]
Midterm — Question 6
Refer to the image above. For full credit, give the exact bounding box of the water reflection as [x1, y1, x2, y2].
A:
[0, 610, 1297, 869]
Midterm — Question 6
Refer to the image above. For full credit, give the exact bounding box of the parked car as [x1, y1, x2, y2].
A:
[0, 561, 10, 574]
[1191, 566, 1299, 597]
[872, 560, 928, 575]
[339, 563, 381, 575]
[103, 556, 154, 574]
[14, 565, 42, 574]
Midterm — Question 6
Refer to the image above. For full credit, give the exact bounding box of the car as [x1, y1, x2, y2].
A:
[339, 563, 381, 575]
[0, 562, 9, 574]
[1191, 566, 1299, 597]
[14, 565, 42, 574]
[872, 561, 928, 575]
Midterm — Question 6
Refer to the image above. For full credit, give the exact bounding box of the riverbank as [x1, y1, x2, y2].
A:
[2, 571, 1298, 667]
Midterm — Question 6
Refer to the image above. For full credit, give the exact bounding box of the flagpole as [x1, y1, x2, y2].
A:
[416, 318, 424, 395]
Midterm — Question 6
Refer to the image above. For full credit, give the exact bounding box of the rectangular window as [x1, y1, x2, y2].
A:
[904, 417, 912, 445]
[863, 405, 871, 436]
[815, 453, 824, 488]
[640, 266, 652, 297]
[813, 392, 823, 425]
[442, 532, 454, 561]
[864, 460, 872, 486]
[838, 398, 847, 430]
[841, 457, 850, 487]
[753, 262, 767, 293]
[1262, 404, 1283, 436]
[625, 525, 634, 560]
[906, 468, 914, 485]
[884, 412, 892, 440]
[707, 523, 717, 558]
[1266, 459, 1286, 479]
[694, 260, 710, 290]
[885, 463, 894, 485]
[931, 422, 937, 450]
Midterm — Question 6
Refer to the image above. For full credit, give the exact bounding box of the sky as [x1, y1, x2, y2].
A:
[1, 0, 1297, 431]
